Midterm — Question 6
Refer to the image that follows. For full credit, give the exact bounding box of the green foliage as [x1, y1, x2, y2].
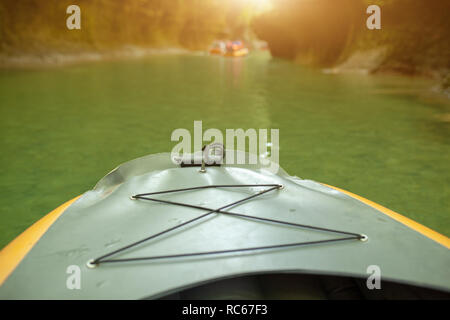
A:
[375, 0, 450, 75]
[0, 0, 252, 54]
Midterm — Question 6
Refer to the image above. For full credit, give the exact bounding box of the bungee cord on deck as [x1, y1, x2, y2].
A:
[89, 184, 365, 267]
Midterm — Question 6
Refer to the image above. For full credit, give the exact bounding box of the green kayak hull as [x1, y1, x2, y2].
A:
[0, 152, 449, 299]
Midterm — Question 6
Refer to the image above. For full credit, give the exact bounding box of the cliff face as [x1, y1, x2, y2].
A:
[252, 0, 450, 84]
[252, 0, 364, 66]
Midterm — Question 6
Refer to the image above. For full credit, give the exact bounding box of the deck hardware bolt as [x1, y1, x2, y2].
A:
[199, 154, 207, 173]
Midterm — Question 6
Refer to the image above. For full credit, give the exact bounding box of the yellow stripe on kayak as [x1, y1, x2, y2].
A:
[0, 196, 81, 286]
[323, 184, 450, 249]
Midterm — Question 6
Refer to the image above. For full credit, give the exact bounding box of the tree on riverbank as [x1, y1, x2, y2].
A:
[0, 0, 255, 54]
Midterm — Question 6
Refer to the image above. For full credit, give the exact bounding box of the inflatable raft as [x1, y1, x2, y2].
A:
[224, 41, 249, 57]
[0, 151, 449, 299]
[224, 47, 249, 57]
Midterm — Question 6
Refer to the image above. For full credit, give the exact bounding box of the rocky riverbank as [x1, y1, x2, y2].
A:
[0, 46, 194, 69]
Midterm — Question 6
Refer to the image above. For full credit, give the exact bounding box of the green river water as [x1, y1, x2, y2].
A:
[0, 52, 449, 248]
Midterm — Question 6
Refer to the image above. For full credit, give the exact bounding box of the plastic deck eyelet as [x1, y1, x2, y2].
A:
[86, 259, 97, 269]
[359, 234, 368, 242]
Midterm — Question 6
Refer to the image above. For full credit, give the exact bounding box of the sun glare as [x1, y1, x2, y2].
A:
[246, 0, 273, 13]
